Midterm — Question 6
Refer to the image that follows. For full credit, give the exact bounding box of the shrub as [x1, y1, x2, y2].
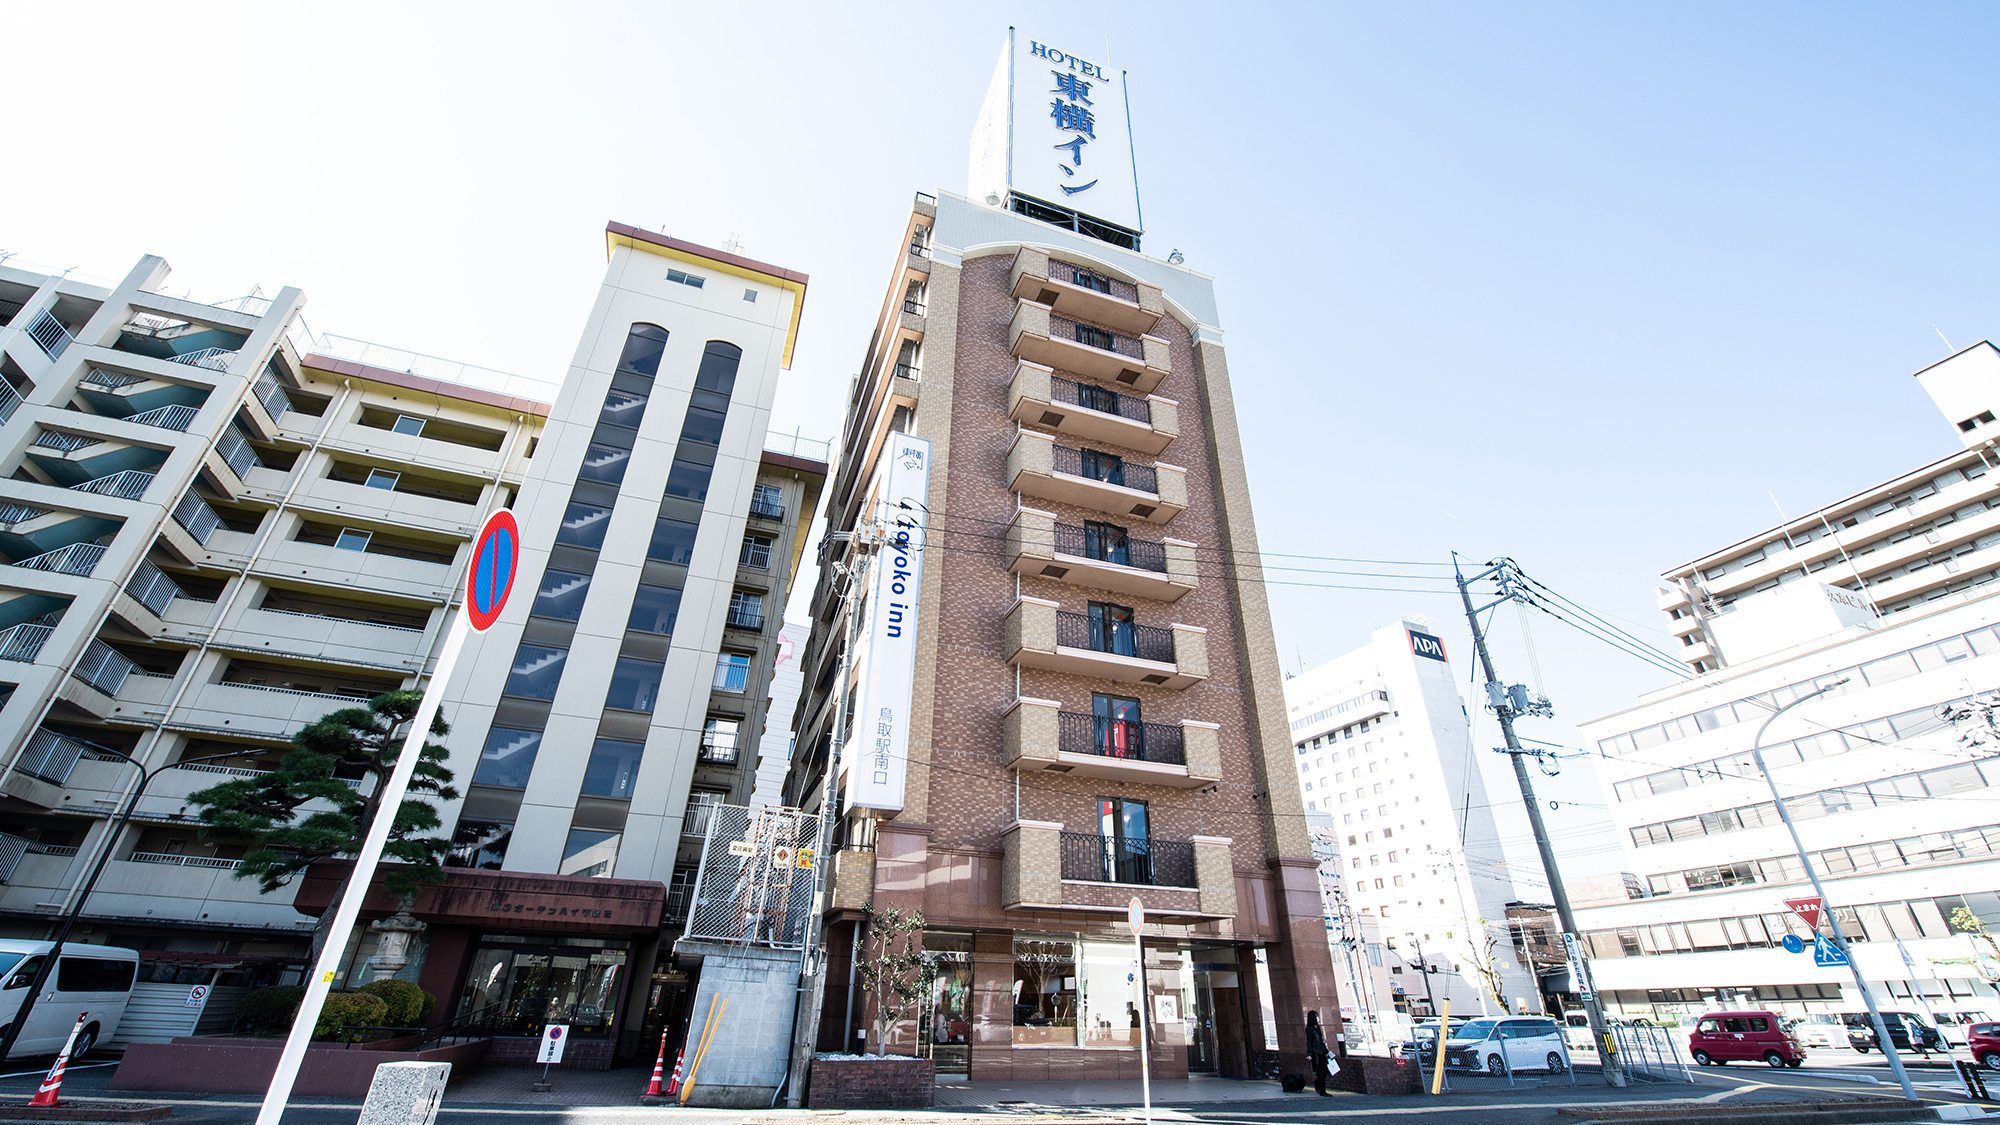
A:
[314, 992, 389, 1042]
[239, 985, 305, 1036]
[357, 979, 434, 1027]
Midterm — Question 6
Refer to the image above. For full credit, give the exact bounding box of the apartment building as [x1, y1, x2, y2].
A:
[1575, 342, 2000, 1024]
[783, 30, 1337, 1083]
[0, 228, 825, 1061]
[1286, 621, 1538, 1020]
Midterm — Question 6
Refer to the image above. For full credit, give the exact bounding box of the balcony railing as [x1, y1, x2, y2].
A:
[172, 489, 220, 545]
[16, 727, 106, 785]
[0, 623, 54, 663]
[908, 237, 932, 259]
[126, 560, 185, 617]
[128, 404, 200, 432]
[31, 430, 103, 454]
[215, 425, 257, 479]
[1053, 611, 1175, 663]
[1048, 375, 1150, 423]
[1048, 445, 1157, 494]
[170, 347, 236, 372]
[1050, 521, 1168, 573]
[697, 737, 740, 766]
[726, 609, 765, 632]
[82, 367, 145, 391]
[0, 381, 19, 426]
[892, 362, 920, 383]
[72, 469, 155, 500]
[683, 802, 720, 838]
[1058, 832, 1196, 887]
[0, 504, 48, 530]
[902, 298, 927, 316]
[128, 851, 243, 871]
[27, 310, 73, 358]
[1055, 711, 1186, 765]
[1049, 259, 1140, 304]
[748, 497, 785, 521]
[253, 373, 294, 418]
[221, 680, 378, 703]
[76, 639, 139, 695]
[10, 542, 106, 577]
[0, 832, 27, 884]
[1048, 313, 1141, 360]
[257, 607, 425, 634]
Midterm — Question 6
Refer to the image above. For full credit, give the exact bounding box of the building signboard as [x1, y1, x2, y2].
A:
[969, 27, 1143, 235]
[843, 433, 932, 813]
[1407, 629, 1448, 662]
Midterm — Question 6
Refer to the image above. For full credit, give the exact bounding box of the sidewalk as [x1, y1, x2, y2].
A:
[933, 1074, 1303, 1110]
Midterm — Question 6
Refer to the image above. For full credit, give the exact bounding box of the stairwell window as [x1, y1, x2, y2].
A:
[606, 656, 666, 713]
[503, 643, 568, 700]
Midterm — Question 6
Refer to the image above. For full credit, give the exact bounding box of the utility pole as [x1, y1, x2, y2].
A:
[1454, 556, 1628, 1087]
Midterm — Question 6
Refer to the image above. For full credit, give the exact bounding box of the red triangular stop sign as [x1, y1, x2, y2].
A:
[1785, 896, 1824, 931]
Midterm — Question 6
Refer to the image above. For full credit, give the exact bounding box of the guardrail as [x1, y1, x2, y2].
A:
[10, 542, 106, 577]
[126, 560, 185, 616]
[27, 309, 73, 358]
[72, 469, 155, 499]
[76, 639, 138, 695]
[0, 623, 54, 663]
[1049, 375, 1150, 423]
[127, 851, 242, 870]
[172, 490, 220, 544]
[128, 404, 199, 432]
[1057, 832, 1195, 887]
[170, 347, 236, 372]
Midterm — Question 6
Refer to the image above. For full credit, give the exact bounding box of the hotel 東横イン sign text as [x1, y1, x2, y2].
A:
[968, 29, 1143, 235]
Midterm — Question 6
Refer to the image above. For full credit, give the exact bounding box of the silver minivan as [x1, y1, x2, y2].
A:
[1443, 1016, 1571, 1074]
[0, 941, 140, 1057]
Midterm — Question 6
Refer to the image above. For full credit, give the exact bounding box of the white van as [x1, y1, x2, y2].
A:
[0, 941, 139, 1057]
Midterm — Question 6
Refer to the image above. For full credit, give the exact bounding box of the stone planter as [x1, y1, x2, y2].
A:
[1331, 1053, 1420, 1095]
[807, 1054, 935, 1109]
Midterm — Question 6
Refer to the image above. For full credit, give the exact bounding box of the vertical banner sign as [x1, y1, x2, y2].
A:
[1560, 933, 1596, 1001]
[844, 434, 932, 813]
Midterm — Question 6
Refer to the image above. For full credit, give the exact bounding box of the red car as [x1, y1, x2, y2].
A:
[1969, 1022, 2000, 1071]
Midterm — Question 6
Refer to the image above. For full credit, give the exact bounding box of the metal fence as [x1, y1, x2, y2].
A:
[683, 803, 822, 950]
[1607, 1023, 1693, 1082]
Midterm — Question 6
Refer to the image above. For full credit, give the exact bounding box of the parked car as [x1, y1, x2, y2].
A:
[1788, 1013, 1847, 1050]
[1688, 1010, 1806, 1068]
[1395, 1016, 1470, 1060]
[1844, 1010, 1948, 1054]
[1442, 1017, 1569, 1075]
[1967, 1021, 2000, 1071]
[0, 941, 140, 1058]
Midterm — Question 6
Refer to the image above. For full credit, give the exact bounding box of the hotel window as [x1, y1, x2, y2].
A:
[1081, 520, 1129, 565]
[679, 404, 726, 446]
[1095, 797, 1151, 884]
[1087, 601, 1137, 656]
[560, 828, 620, 878]
[531, 569, 591, 622]
[606, 656, 665, 713]
[472, 727, 542, 789]
[713, 651, 753, 693]
[445, 819, 512, 869]
[1079, 449, 1125, 487]
[503, 643, 568, 701]
[628, 583, 682, 635]
[1091, 693, 1144, 758]
[615, 323, 669, 379]
[582, 737, 646, 800]
[1073, 322, 1114, 351]
[739, 534, 774, 568]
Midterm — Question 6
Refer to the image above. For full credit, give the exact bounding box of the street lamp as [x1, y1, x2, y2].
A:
[0, 746, 264, 1063]
[1750, 679, 1917, 1102]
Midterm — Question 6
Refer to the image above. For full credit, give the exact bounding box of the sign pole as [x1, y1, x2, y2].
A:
[254, 509, 517, 1125]
[1129, 897, 1150, 1125]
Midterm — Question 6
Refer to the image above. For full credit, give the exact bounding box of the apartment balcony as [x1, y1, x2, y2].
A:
[75, 855, 310, 930]
[1006, 431, 1185, 525]
[1000, 820, 1233, 917]
[219, 607, 431, 673]
[109, 678, 381, 741]
[1002, 597, 1206, 689]
[1008, 362, 1177, 456]
[1002, 696, 1220, 788]
[1008, 300, 1171, 395]
[1005, 507, 1196, 603]
[890, 363, 921, 410]
[0, 622, 54, 663]
[1679, 638, 1715, 664]
[1009, 248, 1165, 336]
[1667, 613, 1703, 638]
[4, 542, 108, 579]
[1656, 585, 1691, 612]
[77, 364, 208, 419]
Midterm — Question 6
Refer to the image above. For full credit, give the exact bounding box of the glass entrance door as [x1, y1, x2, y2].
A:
[919, 935, 973, 1076]
[455, 937, 628, 1038]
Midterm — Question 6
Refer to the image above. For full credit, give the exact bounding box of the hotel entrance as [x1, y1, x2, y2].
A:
[454, 934, 629, 1038]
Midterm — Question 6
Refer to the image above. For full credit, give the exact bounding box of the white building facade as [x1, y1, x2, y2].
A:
[1577, 342, 2000, 1026]
[1287, 620, 1540, 1019]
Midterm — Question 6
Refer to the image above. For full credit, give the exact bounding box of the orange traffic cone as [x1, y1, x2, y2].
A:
[664, 1046, 687, 1097]
[29, 1013, 87, 1108]
[644, 1032, 671, 1097]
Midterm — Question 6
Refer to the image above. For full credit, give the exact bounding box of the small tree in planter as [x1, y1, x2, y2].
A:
[854, 905, 935, 1056]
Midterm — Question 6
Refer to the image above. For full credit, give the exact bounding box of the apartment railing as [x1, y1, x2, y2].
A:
[1049, 258, 1140, 303]
[892, 362, 921, 383]
[72, 469, 155, 500]
[16, 727, 104, 785]
[1049, 313, 1142, 359]
[0, 381, 21, 426]
[1053, 611, 1175, 663]
[126, 560, 185, 617]
[0, 623, 54, 663]
[76, 639, 138, 695]
[0, 831, 27, 884]
[748, 496, 786, 521]
[30, 430, 103, 454]
[10, 542, 106, 577]
[0, 504, 47, 530]
[1050, 521, 1168, 573]
[127, 851, 242, 871]
[172, 489, 220, 545]
[914, 191, 937, 207]
[909, 236, 932, 259]
[32, 844, 79, 858]
[258, 607, 425, 633]
[697, 737, 739, 766]
[27, 309, 73, 359]
[170, 347, 236, 372]
[1054, 711, 1186, 765]
[1049, 375, 1150, 423]
[82, 367, 145, 391]
[725, 609, 765, 632]
[128, 404, 200, 432]
[683, 802, 720, 837]
[252, 372, 294, 419]
[1057, 832, 1196, 888]
[902, 298, 927, 316]
[221, 680, 377, 703]
[1048, 444, 1157, 494]
[215, 426, 256, 479]
[171, 759, 270, 779]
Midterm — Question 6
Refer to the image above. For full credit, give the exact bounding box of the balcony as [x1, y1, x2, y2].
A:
[1656, 585, 1691, 612]
[1008, 362, 1177, 456]
[1005, 507, 1196, 603]
[1009, 248, 1165, 336]
[1002, 597, 1206, 689]
[1001, 820, 1233, 917]
[0, 623, 54, 663]
[13, 727, 112, 786]
[1680, 638, 1715, 665]
[1002, 697, 1220, 788]
[70, 469, 156, 502]
[1007, 431, 1185, 525]
[7, 542, 107, 578]
[1008, 301, 1171, 396]
[748, 496, 786, 522]
[1667, 613, 1703, 638]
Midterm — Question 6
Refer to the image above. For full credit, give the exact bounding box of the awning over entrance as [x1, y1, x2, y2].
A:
[294, 863, 666, 933]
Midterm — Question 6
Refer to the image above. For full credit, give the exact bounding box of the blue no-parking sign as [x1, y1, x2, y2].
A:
[466, 509, 520, 633]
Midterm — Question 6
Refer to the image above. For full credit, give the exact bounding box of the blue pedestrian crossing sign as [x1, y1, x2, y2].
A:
[1813, 933, 1850, 967]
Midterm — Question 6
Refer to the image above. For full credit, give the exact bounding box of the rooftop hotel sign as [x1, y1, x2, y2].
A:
[843, 433, 932, 814]
[970, 27, 1143, 235]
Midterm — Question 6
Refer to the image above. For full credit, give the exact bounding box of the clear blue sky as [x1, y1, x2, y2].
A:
[10, 1, 1997, 879]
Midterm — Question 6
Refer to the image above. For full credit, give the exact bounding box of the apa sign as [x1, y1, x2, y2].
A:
[1408, 629, 1448, 662]
[968, 27, 1143, 235]
[844, 433, 932, 813]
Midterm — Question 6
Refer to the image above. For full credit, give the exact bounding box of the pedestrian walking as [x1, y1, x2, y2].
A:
[1306, 1009, 1333, 1096]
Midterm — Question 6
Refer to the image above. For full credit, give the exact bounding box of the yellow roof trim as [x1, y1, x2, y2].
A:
[605, 230, 808, 369]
